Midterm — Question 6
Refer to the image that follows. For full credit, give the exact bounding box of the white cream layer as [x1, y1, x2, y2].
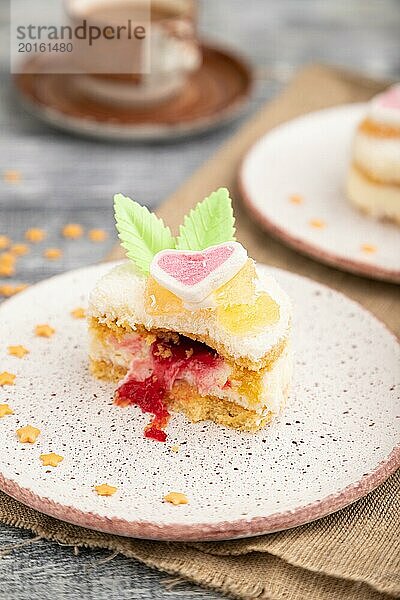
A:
[88, 262, 292, 366]
[347, 164, 400, 224]
[353, 130, 400, 184]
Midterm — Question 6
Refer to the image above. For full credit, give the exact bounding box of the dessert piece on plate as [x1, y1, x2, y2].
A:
[347, 83, 400, 225]
[87, 189, 292, 441]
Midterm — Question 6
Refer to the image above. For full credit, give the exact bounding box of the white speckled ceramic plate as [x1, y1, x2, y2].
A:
[0, 263, 398, 541]
[240, 104, 400, 283]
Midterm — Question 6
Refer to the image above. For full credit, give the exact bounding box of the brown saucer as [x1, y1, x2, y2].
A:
[14, 45, 253, 141]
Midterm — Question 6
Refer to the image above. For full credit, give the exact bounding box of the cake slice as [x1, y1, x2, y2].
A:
[88, 189, 292, 441]
[347, 83, 400, 225]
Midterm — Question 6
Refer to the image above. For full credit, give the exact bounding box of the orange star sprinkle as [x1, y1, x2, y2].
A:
[0, 285, 16, 297]
[25, 228, 46, 243]
[43, 248, 62, 260]
[361, 244, 377, 254]
[0, 235, 11, 250]
[170, 445, 180, 453]
[0, 252, 16, 276]
[40, 453, 64, 467]
[0, 284, 19, 297]
[0, 252, 16, 264]
[0, 263, 15, 277]
[8, 345, 29, 358]
[17, 425, 41, 443]
[0, 372, 16, 386]
[10, 243, 29, 256]
[309, 219, 326, 229]
[0, 252, 16, 265]
[0, 404, 14, 418]
[35, 324, 55, 338]
[289, 194, 304, 205]
[62, 223, 84, 239]
[0, 284, 28, 297]
[71, 307, 86, 319]
[94, 484, 118, 496]
[164, 492, 189, 505]
[3, 170, 21, 183]
[88, 229, 108, 242]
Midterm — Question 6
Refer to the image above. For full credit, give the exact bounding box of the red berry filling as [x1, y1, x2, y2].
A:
[114, 334, 224, 441]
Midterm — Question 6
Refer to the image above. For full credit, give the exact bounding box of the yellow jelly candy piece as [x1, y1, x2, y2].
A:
[215, 259, 257, 307]
[238, 371, 264, 406]
[145, 276, 185, 316]
[217, 292, 280, 335]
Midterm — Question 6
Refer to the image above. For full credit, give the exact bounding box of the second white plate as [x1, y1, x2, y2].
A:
[240, 104, 400, 283]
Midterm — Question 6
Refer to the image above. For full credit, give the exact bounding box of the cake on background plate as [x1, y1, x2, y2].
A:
[88, 188, 292, 441]
[347, 83, 400, 225]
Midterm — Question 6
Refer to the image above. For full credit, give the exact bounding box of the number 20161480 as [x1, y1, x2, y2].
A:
[18, 42, 73, 53]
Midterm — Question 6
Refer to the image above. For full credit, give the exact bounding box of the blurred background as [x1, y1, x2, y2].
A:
[1, 1, 400, 289]
[1, 1, 400, 597]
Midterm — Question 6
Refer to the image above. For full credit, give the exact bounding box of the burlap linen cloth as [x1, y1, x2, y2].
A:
[1, 65, 399, 600]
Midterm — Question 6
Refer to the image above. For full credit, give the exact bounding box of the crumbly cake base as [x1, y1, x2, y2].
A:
[90, 358, 287, 432]
[90, 358, 127, 383]
[347, 163, 400, 225]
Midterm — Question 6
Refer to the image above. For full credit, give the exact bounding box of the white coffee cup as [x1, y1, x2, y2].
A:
[66, 0, 202, 106]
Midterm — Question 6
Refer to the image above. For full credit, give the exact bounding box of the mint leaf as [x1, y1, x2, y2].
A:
[114, 194, 175, 275]
[176, 188, 236, 251]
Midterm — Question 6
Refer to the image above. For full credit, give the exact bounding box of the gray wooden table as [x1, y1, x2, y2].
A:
[1, 1, 400, 598]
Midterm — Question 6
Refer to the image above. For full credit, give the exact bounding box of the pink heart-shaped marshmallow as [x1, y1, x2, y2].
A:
[379, 85, 400, 110]
[150, 242, 248, 304]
